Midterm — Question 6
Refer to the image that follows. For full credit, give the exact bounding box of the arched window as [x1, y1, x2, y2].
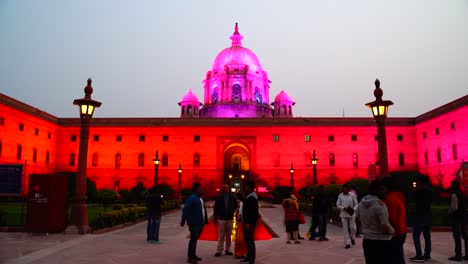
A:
[212, 87, 219, 103]
[181, 106, 185, 115]
[138, 153, 145, 167]
[282, 105, 287, 114]
[187, 105, 193, 114]
[398, 152, 405, 166]
[32, 148, 38, 163]
[329, 153, 335, 167]
[276, 108, 280, 115]
[254, 88, 262, 103]
[452, 144, 458, 160]
[115, 153, 121, 169]
[162, 153, 168, 167]
[424, 151, 428, 164]
[16, 144, 22, 160]
[45, 150, 50, 165]
[92, 153, 98, 167]
[352, 153, 359, 167]
[69, 153, 75, 166]
[288, 105, 292, 115]
[232, 84, 242, 102]
[194, 107, 198, 115]
[193, 153, 200, 167]
[437, 148, 441, 163]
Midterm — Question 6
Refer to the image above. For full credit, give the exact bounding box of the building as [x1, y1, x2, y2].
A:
[0, 24, 467, 195]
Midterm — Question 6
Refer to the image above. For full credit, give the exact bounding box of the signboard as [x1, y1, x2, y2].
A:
[0, 164, 23, 194]
[456, 161, 468, 186]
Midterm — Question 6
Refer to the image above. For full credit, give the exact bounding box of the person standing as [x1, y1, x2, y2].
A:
[382, 177, 407, 264]
[180, 182, 208, 264]
[241, 181, 259, 264]
[357, 180, 394, 264]
[213, 184, 238, 257]
[311, 185, 330, 241]
[409, 176, 433, 263]
[337, 183, 358, 248]
[448, 179, 468, 262]
[234, 191, 247, 259]
[282, 195, 300, 244]
[146, 185, 163, 244]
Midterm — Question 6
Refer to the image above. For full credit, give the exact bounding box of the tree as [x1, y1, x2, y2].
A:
[97, 188, 118, 210]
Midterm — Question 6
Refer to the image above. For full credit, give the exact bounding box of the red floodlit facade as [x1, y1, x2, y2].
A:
[0, 24, 467, 195]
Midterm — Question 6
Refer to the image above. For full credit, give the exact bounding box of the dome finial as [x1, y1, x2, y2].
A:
[230, 22, 243, 46]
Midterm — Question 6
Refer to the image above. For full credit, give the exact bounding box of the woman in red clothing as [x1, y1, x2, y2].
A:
[382, 178, 407, 264]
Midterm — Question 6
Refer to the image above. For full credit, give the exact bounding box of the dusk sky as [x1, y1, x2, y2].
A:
[0, 0, 466, 118]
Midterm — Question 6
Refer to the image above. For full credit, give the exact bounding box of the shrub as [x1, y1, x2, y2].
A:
[90, 206, 147, 230]
[158, 183, 174, 198]
[130, 182, 147, 203]
[118, 189, 133, 203]
[86, 179, 98, 203]
[64, 172, 97, 203]
[97, 188, 119, 210]
[324, 184, 343, 203]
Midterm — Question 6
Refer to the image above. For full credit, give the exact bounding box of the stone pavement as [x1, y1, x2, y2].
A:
[0, 203, 458, 264]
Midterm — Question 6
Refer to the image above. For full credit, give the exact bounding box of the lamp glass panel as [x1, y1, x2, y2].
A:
[372, 106, 379, 117]
[312, 159, 317, 165]
[379, 105, 386, 116]
[87, 105, 95, 116]
[80, 105, 88, 115]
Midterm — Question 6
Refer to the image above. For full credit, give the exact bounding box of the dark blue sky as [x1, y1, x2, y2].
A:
[0, 0, 466, 118]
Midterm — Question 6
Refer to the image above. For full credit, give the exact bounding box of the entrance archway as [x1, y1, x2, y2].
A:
[223, 143, 250, 190]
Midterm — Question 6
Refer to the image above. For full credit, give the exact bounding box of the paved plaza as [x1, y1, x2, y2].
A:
[0, 203, 458, 264]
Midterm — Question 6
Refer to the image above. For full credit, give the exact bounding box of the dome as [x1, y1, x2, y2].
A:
[211, 23, 263, 73]
[180, 89, 200, 104]
[274, 90, 293, 102]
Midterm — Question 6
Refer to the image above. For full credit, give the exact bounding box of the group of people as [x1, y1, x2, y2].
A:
[180, 181, 259, 264]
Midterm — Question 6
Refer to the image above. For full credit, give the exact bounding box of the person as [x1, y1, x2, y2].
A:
[241, 181, 259, 264]
[310, 185, 330, 241]
[282, 194, 300, 244]
[146, 185, 163, 244]
[382, 177, 407, 264]
[337, 183, 358, 248]
[349, 184, 362, 238]
[357, 180, 395, 264]
[213, 184, 238, 257]
[448, 179, 468, 261]
[180, 182, 208, 264]
[287, 187, 305, 240]
[409, 176, 433, 263]
[234, 191, 247, 259]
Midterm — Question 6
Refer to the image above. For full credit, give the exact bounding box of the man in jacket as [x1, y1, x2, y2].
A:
[311, 185, 331, 241]
[337, 183, 358, 248]
[213, 184, 238, 257]
[146, 185, 163, 244]
[241, 180, 259, 264]
[181, 182, 208, 264]
[448, 179, 468, 262]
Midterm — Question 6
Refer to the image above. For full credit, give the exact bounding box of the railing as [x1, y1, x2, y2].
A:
[0, 211, 26, 227]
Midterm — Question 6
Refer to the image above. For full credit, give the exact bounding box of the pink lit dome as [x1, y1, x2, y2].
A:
[211, 23, 263, 73]
[274, 90, 293, 102]
[180, 89, 200, 104]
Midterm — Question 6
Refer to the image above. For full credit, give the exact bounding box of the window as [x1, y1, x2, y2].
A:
[451, 122, 456, 130]
[0, 117, 4, 125]
[273, 134, 280, 142]
[232, 84, 241, 102]
[398, 153, 405, 166]
[193, 153, 200, 167]
[282, 105, 287, 114]
[16, 144, 22, 160]
[374, 135, 378, 141]
[32, 148, 37, 163]
[162, 153, 168, 167]
[48, 132, 51, 139]
[437, 148, 441, 163]
[424, 151, 428, 164]
[138, 153, 145, 167]
[45, 150, 50, 165]
[288, 105, 292, 115]
[273, 152, 280, 167]
[181, 106, 185, 115]
[304, 134, 311, 142]
[212, 87, 219, 104]
[194, 135, 200, 142]
[254, 88, 262, 103]
[35, 128, 39, 136]
[351, 135, 357, 141]
[92, 153, 98, 167]
[329, 153, 335, 167]
[139, 135, 146, 142]
[452, 144, 458, 160]
[71, 135, 77, 142]
[93, 135, 100, 142]
[19, 123, 24, 131]
[0, 140, 2, 156]
[352, 153, 359, 167]
[115, 153, 122, 169]
[328, 135, 334, 142]
[163, 135, 169, 142]
[69, 153, 76, 166]
[423, 132, 427, 139]
[435, 128, 439, 135]
[397, 134, 403, 141]
[187, 105, 193, 114]
[116, 135, 122, 142]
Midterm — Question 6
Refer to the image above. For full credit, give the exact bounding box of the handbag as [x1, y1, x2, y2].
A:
[297, 212, 306, 224]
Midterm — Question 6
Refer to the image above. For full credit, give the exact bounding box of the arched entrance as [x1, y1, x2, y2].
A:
[224, 143, 250, 191]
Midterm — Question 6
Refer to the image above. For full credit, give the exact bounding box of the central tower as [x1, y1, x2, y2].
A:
[199, 23, 273, 118]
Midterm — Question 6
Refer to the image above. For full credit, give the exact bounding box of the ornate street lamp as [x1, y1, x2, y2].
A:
[365, 79, 393, 179]
[152, 150, 160, 185]
[178, 163, 183, 202]
[311, 150, 319, 185]
[69, 78, 101, 234]
[289, 163, 295, 189]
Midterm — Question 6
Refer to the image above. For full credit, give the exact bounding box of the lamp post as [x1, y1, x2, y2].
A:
[152, 151, 160, 185]
[178, 163, 183, 202]
[69, 78, 101, 234]
[311, 150, 318, 185]
[289, 163, 295, 189]
[365, 79, 393, 179]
